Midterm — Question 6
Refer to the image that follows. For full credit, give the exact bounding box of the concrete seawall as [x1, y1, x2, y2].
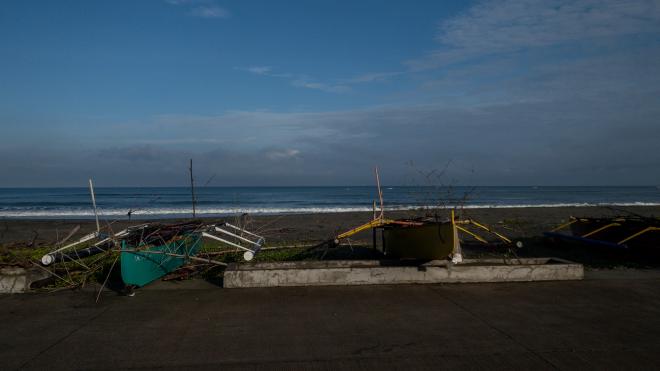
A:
[0, 266, 51, 293]
[223, 258, 584, 288]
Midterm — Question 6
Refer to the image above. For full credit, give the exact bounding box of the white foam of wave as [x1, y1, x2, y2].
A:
[460, 202, 660, 209]
[1, 202, 659, 218]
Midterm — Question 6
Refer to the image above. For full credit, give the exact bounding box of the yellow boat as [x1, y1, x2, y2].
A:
[335, 210, 514, 261]
[333, 167, 516, 261]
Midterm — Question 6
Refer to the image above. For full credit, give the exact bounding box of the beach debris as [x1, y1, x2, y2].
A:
[544, 215, 660, 249]
[332, 167, 518, 262]
[37, 179, 266, 292]
[39, 220, 265, 288]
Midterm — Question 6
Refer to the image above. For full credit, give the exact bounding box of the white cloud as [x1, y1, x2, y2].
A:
[265, 148, 300, 160]
[189, 5, 230, 18]
[165, 0, 215, 7]
[407, 0, 660, 70]
[236, 66, 350, 93]
[165, 0, 230, 19]
[291, 79, 350, 93]
[243, 66, 272, 75]
[240, 67, 402, 90]
[339, 71, 404, 84]
[236, 1, 660, 95]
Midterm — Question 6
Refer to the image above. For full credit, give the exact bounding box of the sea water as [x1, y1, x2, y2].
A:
[0, 186, 659, 219]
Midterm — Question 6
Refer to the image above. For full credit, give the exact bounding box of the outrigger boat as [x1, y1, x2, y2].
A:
[333, 168, 518, 262]
[544, 216, 660, 249]
[40, 180, 265, 288]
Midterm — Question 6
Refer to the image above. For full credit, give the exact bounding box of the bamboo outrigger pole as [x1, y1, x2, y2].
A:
[333, 167, 516, 249]
[189, 159, 196, 218]
[334, 166, 422, 243]
[375, 166, 384, 219]
[88, 178, 100, 233]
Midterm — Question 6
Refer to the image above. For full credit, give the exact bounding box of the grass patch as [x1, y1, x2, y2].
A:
[0, 244, 52, 266]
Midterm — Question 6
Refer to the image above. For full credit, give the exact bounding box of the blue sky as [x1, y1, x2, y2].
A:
[1, 0, 659, 186]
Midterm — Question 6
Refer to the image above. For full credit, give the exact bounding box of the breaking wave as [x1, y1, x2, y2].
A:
[2, 202, 659, 219]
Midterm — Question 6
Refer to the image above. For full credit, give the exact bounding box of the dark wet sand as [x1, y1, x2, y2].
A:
[2, 205, 658, 248]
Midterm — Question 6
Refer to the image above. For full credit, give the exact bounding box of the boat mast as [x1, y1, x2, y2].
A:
[375, 166, 384, 220]
[189, 158, 196, 218]
[88, 178, 100, 233]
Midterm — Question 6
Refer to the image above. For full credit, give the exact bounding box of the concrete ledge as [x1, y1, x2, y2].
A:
[223, 258, 584, 288]
[0, 266, 51, 293]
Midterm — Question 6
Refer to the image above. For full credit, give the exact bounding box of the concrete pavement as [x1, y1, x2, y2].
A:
[2, 269, 660, 370]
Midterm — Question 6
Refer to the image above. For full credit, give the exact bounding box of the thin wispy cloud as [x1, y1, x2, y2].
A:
[265, 148, 301, 160]
[239, 65, 404, 91]
[237, 66, 350, 93]
[339, 71, 404, 84]
[407, 0, 660, 70]
[291, 79, 350, 93]
[189, 5, 230, 19]
[164, 0, 195, 4]
[238, 66, 405, 93]
[242, 66, 272, 75]
[166, 0, 230, 19]
[236, 1, 660, 93]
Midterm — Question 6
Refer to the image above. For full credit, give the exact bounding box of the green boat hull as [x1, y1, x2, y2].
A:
[120, 233, 202, 287]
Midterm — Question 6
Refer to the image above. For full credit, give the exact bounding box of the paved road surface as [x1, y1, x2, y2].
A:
[3, 270, 660, 370]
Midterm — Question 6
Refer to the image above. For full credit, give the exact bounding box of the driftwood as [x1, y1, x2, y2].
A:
[27, 230, 39, 248]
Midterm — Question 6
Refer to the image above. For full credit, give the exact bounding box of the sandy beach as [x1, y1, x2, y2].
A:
[2, 205, 659, 267]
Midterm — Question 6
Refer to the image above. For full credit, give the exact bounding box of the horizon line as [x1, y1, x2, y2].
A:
[0, 185, 658, 189]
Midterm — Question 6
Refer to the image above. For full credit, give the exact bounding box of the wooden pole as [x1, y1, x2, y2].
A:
[88, 179, 100, 233]
[374, 166, 384, 219]
[189, 159, 196, 218]
[372, 200, 377, 249]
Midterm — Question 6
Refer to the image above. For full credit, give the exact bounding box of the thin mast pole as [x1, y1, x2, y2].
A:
[189, 159, 196, 218]
[88, 179, 100, 233]
[375, 166, 384, 219]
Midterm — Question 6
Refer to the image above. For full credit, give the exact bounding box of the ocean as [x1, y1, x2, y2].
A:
[0, 186, 659, 219]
